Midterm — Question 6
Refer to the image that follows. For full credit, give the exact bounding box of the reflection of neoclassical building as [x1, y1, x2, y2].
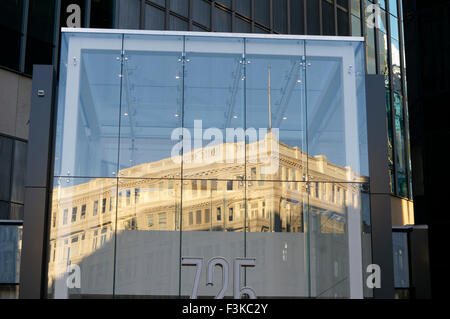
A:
[47, 133, 367, 294]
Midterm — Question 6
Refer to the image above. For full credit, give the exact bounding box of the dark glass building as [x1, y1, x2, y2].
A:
[0, 0, 427, 299]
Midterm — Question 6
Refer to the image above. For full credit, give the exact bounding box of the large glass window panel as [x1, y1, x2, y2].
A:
[183, 36, 245, 180]
[0, 202, 10, 220]
[235, 0, 251, 18]
[392, 231, 409, 288]
[273, 0, 288, 34]
[180, 179, 244, 298]
[24, 0, 56, 74]
[11, 140, 27, 204]
[393, 93, 407, 197]
[378, 31, 390, 86]
[308, 182, 370, 298]
[119, 35, 183, 179]
[169, 15, 189, 31]
[0, 137, 13, 201]
[217, 0, 231, 9]
[365, 23, 376, 74]
[351, 0, 361, 17]
[337, 8, 349, 36]
[51, 31, 373, 299]
[305, 40, 369, 183]
[47, 177, 117, 298]
[90, 0, 115, 28]
[246, 181, 309, 297]
[246, 38, 306, 182]
[193, 0, 211, 28]
[390, 14, 399, 40]
[170, 0, 189, 17]
[391, 38, 402, 93]
[377, 9, 387, 33]
[235, 17, 251, 33]
[213, 7, 231, 32]
[337, 0, 348, 9]
[290, 0, 305, 35]
[145, 4, 165, 30]
[386, 89, 394, 175]
[255, 0, 270, 27]
[0, 225, 22, 284]
[306, 0, 320, 35]
[0, 0, 24, 70]
[114, 178, 181, 298]
[322, 0, 336, 36]
[117, 0, 140, 29]
[54, 33, 123, 178]
[351, 15, 362, 36]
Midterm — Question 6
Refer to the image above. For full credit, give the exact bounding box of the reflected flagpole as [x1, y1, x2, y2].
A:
[268, 66, 272, 133]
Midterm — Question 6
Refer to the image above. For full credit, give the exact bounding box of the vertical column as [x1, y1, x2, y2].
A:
[343, 50, 363, 299]
[19, 65, 56, 299]
[365, 74, 395, 299]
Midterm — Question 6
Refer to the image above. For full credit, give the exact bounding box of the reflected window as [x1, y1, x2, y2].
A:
[81, 204, 86, 219]
[93, 200, 98, 216]
[63, 209, 68, 225]
[71, 207, 77, 222]
[217, 207, 222, 221]
[196, 210, 202, 224]
[204, 209, 210, 223]
[188, 211, 194, 225]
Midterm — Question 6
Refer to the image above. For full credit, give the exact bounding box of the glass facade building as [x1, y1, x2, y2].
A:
[47, 29, 370, 298]
[0, 0, 422, 299]
[350, 0, 411, 198]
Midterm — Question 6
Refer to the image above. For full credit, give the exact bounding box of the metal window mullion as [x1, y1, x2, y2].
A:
[303, 0, 308, 34]
[347, 0, 352, 36]
[19, 0, 29, 73]
[139, 0, 146, 29]
[165, 0, 170, 30]
[287, 0, 291, 34]
[85, 0, 91, 28]
[231, 0, 235, 32]
[319, 0, 323, 35]
[251, 0, 255, 32]
[269, 0, 274, 33]
[334, 0, 338, 36]
[189, 0, 193, 31]
[211, 1, 215, 31]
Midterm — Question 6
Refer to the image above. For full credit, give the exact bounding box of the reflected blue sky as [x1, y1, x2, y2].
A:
[54, 33, 369, 180]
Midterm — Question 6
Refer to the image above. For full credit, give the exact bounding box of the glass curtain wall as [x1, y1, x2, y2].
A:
[48, 31, 370, 299]
[352, 0, 411, 199]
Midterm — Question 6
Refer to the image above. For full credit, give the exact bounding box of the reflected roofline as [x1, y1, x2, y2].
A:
[61, 28, 365, 42]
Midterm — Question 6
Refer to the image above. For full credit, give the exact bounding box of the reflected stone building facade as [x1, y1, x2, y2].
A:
[0, 0, 427, 300]
[48, 130, 369, 298]
[44, 30, 371, 298]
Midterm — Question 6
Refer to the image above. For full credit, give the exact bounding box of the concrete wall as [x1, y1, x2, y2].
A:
[0, 68, 32, 140]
